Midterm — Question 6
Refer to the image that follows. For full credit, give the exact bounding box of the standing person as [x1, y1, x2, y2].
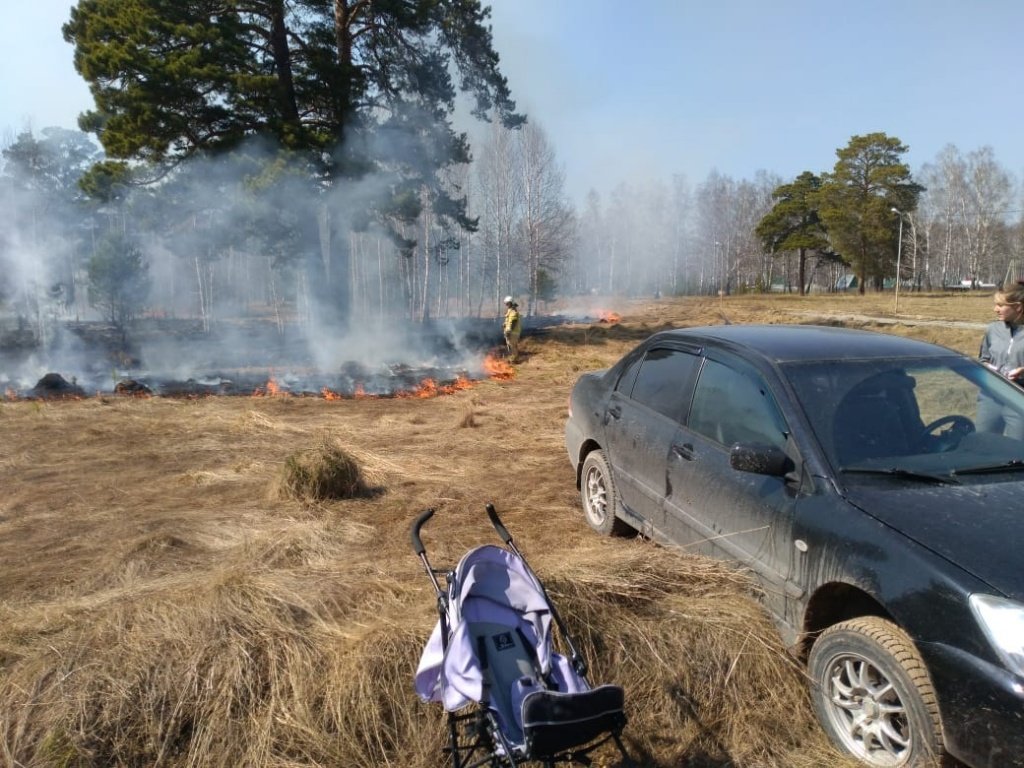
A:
[978, 281, 1024, 437]
[502, 296, 522, 363]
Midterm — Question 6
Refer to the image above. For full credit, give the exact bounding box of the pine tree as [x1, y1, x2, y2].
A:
[63, 0, 523, 325]
[755, 171, 832, 295]
[817, 133, 923, 293]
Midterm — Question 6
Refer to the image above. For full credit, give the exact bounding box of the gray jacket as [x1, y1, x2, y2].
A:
[979, 321, 1024, 374]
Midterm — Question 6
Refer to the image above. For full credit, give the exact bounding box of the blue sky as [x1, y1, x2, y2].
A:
[4, 1, 1023, 203]
[487, 0, 1024, 200]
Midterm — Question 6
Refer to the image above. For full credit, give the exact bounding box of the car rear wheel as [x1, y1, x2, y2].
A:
[808, 617, 946, 767]
[580, 450, 632, 536]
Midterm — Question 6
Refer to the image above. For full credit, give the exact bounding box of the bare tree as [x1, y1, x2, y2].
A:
[573, 190, 606, 295]
[517, 122, 574, 314]
[918, 144, 1015, 288]
[669, 174, 694, 295]
[695, 171, 736, 295]
[475, 119, 524, 312]
[962, 147, 1013, 284]
[604, 182, 635, 295]
[732, 172, 781, 291]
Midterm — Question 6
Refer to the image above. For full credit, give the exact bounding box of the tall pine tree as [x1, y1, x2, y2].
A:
[755, 171, 831, 295]
[816, 133, 922, 293]
[64, 0, 523, 325]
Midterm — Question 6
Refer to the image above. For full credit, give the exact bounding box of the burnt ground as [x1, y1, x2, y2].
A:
[0, 313, 595, 400]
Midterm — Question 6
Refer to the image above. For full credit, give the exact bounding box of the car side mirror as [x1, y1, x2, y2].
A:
[730, 442, 791, 477]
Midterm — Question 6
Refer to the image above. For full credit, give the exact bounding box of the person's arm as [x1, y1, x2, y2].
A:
[1006, 331, 1024, 380]
[979, 327, 995, 364]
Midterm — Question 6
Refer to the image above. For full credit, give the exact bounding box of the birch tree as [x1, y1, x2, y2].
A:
[518, 123, 574, 314]
[961, 147, 1013, 284]
[475, 119, 523, 310]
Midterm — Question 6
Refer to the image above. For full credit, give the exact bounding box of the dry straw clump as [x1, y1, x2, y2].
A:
[271, 434, 382, 502]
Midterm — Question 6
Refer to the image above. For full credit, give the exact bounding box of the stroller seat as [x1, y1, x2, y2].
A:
[412, 506, 631, 767]
[519, 683, 626, 759]
[471, 620, 542, 741]
[470, 620, 626, 757]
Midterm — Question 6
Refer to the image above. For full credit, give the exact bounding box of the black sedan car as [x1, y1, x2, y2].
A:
[565, 324, 1024, 768]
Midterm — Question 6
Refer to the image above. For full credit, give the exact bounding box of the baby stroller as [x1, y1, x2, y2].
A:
[412, 504, 631, 767]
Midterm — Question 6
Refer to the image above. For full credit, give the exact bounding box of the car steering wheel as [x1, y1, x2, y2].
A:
[919, 414, 975, 451]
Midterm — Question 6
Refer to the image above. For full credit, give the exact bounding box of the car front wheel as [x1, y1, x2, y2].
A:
[580, 450, 632, 536]
[808, 616, 945, 767]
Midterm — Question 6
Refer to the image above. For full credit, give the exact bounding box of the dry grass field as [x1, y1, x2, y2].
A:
[0, 291, 995, 767]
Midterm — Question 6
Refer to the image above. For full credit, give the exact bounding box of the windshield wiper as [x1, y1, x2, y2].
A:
[952, 459, 1024, 476]
[840, 466, 959, 485]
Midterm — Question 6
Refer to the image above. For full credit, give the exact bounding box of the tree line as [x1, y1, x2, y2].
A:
[570, 134, 1023, 300]
[3, 1, 1023, 343]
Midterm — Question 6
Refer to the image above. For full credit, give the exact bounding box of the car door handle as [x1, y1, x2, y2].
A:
[607, 405, 622, 419]
[671, 443, 695, 460]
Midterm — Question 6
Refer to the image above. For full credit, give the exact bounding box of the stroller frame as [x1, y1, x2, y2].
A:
[412, 504, 632, 768]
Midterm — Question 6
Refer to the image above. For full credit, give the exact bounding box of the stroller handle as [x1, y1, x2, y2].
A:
[485, 503, 513, 545]
[410, 508, 435, 556]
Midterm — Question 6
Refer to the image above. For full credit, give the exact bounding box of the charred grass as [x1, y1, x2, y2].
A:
[0, 293, 993, 767]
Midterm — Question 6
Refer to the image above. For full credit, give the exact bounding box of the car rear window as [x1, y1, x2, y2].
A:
[628, 347, 700, 422]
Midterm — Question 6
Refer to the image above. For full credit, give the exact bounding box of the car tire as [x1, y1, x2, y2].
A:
[808, 616, 946, 768]
[580, 450, 633, 536]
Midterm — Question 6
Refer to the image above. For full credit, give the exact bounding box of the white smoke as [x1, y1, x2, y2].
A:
[1, 131, 503, 397]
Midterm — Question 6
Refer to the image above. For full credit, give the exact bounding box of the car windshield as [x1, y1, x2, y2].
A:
[783, 356, 1024, 477]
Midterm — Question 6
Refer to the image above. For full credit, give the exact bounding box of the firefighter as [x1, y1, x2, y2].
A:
[502, 296, 521, 363]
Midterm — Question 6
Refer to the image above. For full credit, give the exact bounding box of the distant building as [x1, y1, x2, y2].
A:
[836, 274, 858, 291]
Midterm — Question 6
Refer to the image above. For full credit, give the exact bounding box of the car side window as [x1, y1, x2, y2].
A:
[688, 358, 788, 448]
[628, 347, 700, 422]
[615, 351, 645, 396]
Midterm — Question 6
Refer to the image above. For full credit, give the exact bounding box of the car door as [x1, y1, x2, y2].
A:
[663, 352, 803, 616]
[603, 345, 700, 532]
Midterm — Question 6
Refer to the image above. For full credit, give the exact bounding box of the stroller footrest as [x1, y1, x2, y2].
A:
[522, 684, 626, 757]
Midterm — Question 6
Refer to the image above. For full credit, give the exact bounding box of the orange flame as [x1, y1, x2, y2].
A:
[440, 375, 474, 394]
[395, 378, 439, 399]
[483, 353, 515, 381]
[321, 387, 343, 400]
[3, 388, 18, 401]
[353, 383, 368, 399]
[597, 310, 621, 324]
[253, 377, 286, 397]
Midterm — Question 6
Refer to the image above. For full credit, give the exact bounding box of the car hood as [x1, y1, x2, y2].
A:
[845, 482, 1024, 601]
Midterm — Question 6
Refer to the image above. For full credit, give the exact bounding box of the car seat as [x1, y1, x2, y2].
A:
[833, 371, 921, 465]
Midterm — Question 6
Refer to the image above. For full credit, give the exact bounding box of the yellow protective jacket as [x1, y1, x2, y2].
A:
[503, 306, 521, 335]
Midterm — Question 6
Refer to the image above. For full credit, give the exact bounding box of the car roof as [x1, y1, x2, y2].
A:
[649, 324, 962, 364]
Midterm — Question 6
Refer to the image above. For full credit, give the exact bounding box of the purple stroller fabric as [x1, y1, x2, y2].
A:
[415, 544, 589, 717]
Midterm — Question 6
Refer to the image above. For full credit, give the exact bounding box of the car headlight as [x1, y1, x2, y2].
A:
[970, 594, 1024, 677]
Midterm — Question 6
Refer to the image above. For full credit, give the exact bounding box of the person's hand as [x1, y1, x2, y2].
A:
[1007, 367, 1024, 381]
